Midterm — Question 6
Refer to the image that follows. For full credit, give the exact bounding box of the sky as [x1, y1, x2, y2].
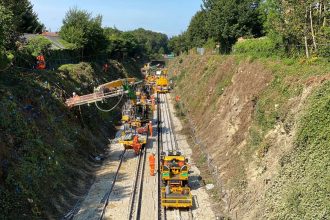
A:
[30, 0, 202, 37]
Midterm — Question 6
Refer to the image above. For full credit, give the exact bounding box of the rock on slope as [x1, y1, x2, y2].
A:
[169, 53, 330, 219]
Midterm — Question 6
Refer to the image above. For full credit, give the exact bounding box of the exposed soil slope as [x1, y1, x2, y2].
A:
[168, 54, 330, 219]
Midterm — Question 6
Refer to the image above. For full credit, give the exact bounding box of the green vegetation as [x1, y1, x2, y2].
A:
[262, 0, 329, 58]
[104, 27, 168, 60]
[169, 0, 263, 54]
[60, 7, 107, 55]
[252, 57, 330, 134]
[25, 36, 52, 56]
[1, 3, 168, 70]
[0, 3, 14, 69]
[186, 10, 209, 48]
[265, 81, 330, 219]
[232, 37, 280, 58]
[0, 3, 14, 49]
[169, 0, 329, 59]
[0, 0, 44, 34]
[0, 61, 141, 218]
[59, 8, 168, 60]
[203, 0, 263, 52]
[58, 38, 77, 50]
[127, 28, 169, 57]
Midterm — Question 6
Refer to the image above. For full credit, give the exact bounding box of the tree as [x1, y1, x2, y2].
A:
[105, 31, 141, 60]
[0, 3, 14, 49]
[0, 0, 44, 33]
[203, 0, 264, 52]
[127, 28, 169, 57]
[0, 3, 14, 69]
[168, 33, 189, 55]
[104, 27, 122, 37]
[187, 10, 209, 48]
[60, 7, 107, 56]
[261, 0, 330, 57]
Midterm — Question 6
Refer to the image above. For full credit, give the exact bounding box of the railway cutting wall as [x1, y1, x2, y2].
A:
[168, 53, 330, 219]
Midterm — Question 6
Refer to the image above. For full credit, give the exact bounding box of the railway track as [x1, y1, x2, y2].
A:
[157, 93, 194, 220]
[98, 130, 149, 220]
[99, 149, 127, 220]
[157, 92, 163, 220]
[128, 131, 149, 219]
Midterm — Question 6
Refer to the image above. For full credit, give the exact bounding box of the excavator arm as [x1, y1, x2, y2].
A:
[65, 78, 141, 108]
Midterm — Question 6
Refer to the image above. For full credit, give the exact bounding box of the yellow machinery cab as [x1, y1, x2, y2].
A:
[146, 75, 156, 85]
[155, 76, 169, 93]
[160, 154, 189, 183]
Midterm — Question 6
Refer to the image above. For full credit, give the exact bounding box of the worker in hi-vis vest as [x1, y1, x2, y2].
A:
[149, 153, 155, 176]
[36, 55, 46, 69]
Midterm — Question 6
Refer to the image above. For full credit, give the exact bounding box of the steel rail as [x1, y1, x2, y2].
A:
[99, 149, 127, 220]
[128, 129, 149, 219]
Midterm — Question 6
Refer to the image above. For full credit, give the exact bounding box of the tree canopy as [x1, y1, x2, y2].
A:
[262, 0, 329, 57]
[0, 3, 14, 50]
[103, 27, 169, 60]
[60, 7, 107, 55]
[186, 10, 209, 48]
[127, 28, 169, 56]
[0, 0, 44, 34]
[168, 34, 189, 56]
[169, 0, 329, 58]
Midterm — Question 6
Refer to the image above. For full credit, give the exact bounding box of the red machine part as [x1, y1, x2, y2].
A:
[136, 121, 152, 135]
[137, 126, 148, 134]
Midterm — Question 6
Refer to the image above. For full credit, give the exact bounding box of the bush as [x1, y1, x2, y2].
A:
[0, 51, 13, 70]
[317, 26, 330, 59]
[232, 37, 281, 58]
[203, 38, 217, 49]
[25, 36, 52, 57]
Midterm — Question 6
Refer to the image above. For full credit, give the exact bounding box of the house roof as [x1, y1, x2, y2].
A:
[22, 33, 66, 50]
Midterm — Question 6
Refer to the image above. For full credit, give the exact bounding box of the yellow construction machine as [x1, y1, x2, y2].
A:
[65, 78, 139, 108]
[118, 130, 147, 155]
[160, 152, 192, 208]
[155, 76, 169, 93]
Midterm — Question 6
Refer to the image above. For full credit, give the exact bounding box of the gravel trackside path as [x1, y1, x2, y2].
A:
[73, 143, 125, 220]
[167, 94, 216, 220]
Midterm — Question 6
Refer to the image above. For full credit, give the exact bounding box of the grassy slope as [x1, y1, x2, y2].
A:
[169, 53, 330, 219]
[0, 60, 141, 218]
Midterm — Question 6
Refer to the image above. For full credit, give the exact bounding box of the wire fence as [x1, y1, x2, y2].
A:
[175, 100, 224, 196]
[174, 99, 231, 220]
